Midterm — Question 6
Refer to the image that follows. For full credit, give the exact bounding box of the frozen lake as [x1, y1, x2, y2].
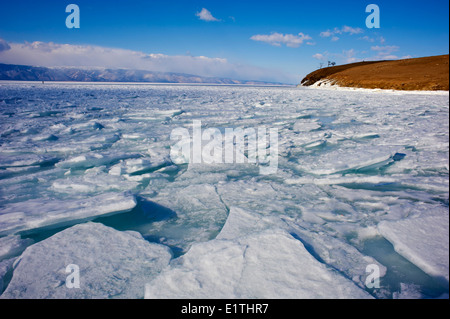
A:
[0, 82, 448, 299]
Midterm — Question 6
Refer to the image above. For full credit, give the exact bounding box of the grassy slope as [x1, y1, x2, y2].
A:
[301, 54, 449, 91]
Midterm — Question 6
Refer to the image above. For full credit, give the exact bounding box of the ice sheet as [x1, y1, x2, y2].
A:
[145, 226, 372, 298]
[378, 213, 449, 282]
[1, 222, 172, 298]
[0, 235, 33, 261]
[0, 192, 137, 236]
[143, 181, 229, 252]
[0, 83, 448, 299]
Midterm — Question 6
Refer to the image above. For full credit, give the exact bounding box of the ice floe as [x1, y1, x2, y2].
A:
[378, 212, 449, 282]
[0, 192, 137, 236]
[1, 222, 171, 298]
[145, 207, 372, 299]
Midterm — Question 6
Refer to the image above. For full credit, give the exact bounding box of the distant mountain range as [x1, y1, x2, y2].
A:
[0, 63, 284, 85]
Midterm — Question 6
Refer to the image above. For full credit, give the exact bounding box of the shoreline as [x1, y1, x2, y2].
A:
[300, 80, 450, 95]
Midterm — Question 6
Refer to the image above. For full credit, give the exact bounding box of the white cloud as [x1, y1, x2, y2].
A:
[340, 47, 405, 63]
[320, 26, 363, 40]
[359, 35, 375, 42]
[0, 38, 11, 52]
[312, 53, 326, 60]
[369, 54, 412, 61]
[341, 26, 363, 35]
[358, 44, 407, 61]
[320, 30, 333, 38]
[342, 49, 359, 63]
[250, 32, 312, 48]
[370, 45, 401, 60]
[371, 45, 400, 53]
[313, 49, 361, 64]
[196, 8, 220, 22]
[332, 27, 342, 35]
[313, 43, 409, 66]
[381, 55, 400, 60]
[0, 40, 296, 83]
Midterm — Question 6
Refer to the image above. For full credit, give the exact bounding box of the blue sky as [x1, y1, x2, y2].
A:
[0, 0, 448, 84]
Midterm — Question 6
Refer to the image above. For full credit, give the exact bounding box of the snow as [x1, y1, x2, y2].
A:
[1, 222, 172, 299]
[305, 81, 450, 95]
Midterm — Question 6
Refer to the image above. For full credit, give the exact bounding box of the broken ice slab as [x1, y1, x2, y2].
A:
[0, 192, 137, 236]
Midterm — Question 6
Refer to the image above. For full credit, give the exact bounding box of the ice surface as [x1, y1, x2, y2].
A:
[0, 192, 137, 236]
[293, 118, 322, 132]
[0, 83, 448, 298]
[1, 222, 172, 299]
[217, 206, 387, 290]
[145, 208, 372, 298]
[0, 235, 33, 261]
[297, 146, 402, 176]
[0, 258, 15, 294]
[52, 166, 140, 194]
[378, 212, 449, 282]
[216, 206, 282, 240]
[392, 283, 425, 299]
[143, 181, 229, 252]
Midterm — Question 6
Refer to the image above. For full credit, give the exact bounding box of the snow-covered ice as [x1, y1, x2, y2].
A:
[0, 82, 448, 298]
[1, 222, 172, 299]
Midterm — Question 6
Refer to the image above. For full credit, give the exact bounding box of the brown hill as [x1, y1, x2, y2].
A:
[301, 54, 449, 91]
